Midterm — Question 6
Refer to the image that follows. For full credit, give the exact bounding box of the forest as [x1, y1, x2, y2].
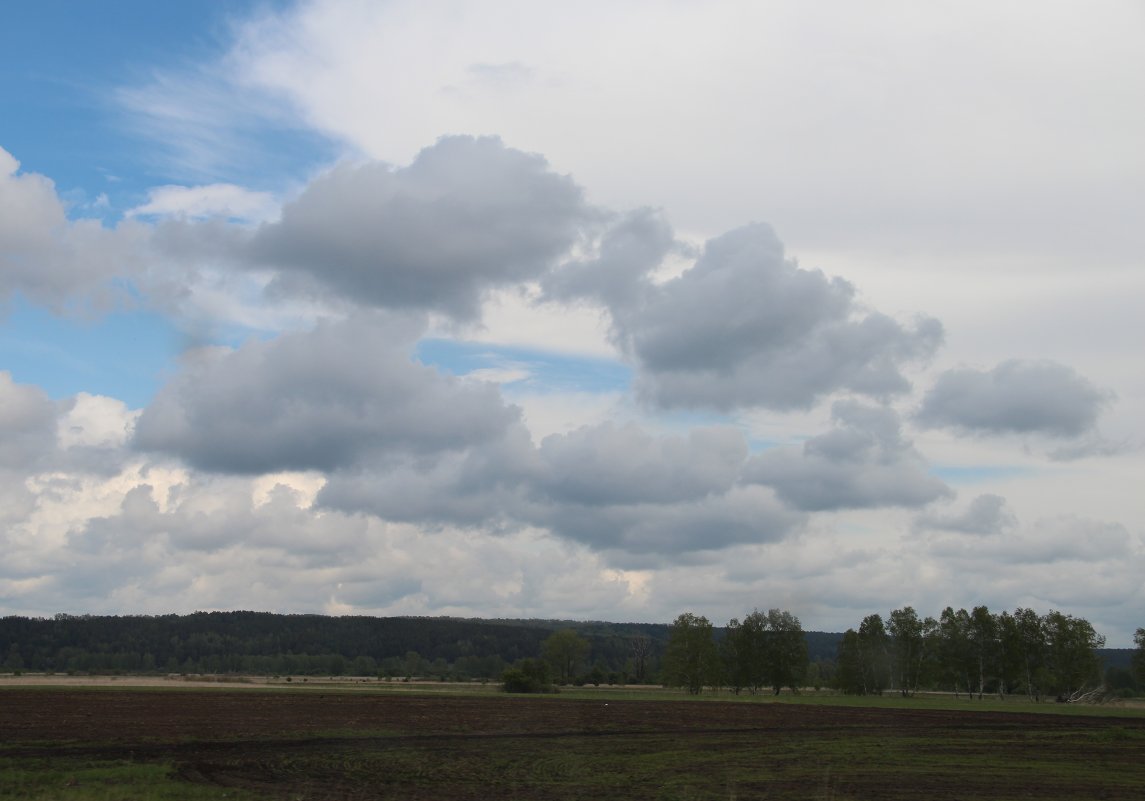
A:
[0, 609, 1139, 698]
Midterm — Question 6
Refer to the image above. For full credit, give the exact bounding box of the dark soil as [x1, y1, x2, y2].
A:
[3, 689, 1143, 800]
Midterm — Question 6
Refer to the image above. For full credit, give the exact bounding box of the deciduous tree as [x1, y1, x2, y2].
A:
[629, 635, 653, 683]
[763, 608, 808, 695]
[541, 629, 589, 685]
[1134, 628, 1145, 687]
[1043, 611, 1104, 698]
[857, 614, 891, 695]
[663, 612, 718, 695]
[835, 629, 864, 694]
[1011, 607, 1047, 700]
[888, 606, 933, 697]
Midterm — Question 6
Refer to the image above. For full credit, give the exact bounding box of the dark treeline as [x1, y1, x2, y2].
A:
[656, 609, 813, 696]
[2, 611, 1135, 695]
[833, 606, 1137, 701]
[638, 607, 1138, 701]
[0, 612, 676, 681]
[0, 613, 537, 679]
[0, 612, 841, 683]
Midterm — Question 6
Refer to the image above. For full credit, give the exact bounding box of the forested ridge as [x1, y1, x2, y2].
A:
[0, 611, 831, 680]
[0, 611, 1136, 695]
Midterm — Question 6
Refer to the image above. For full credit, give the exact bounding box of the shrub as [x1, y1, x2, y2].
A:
[502, 658, 557, 693]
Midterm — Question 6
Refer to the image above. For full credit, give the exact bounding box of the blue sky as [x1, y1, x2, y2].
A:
[1, 1, 1142, 645]
[0, 295, 178, 406]
[1, 4, 247, 405]
[1, 0, 332, 214]
[3, 3, 233, 193]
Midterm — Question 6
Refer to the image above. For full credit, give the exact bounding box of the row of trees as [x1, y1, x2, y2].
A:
[650, 606, 1136, 701]
[836, 606, 1108, 700]
[660, 610, 809, 695]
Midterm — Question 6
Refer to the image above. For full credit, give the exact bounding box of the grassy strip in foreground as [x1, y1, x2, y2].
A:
[0, 757, 261, 801]
[45, 721, 1136, 801]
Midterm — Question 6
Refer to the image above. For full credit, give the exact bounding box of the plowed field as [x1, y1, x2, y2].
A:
[3, 689, 1144, 800]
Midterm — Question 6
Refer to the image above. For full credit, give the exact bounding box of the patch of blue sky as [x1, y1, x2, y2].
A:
[930, 465, 1031, 485]
[644, 406, 742, 437]
[1, 0, 336, 221]
[746, 436, 781, 454]
[415, 339, 632, 395]
[0, 295, 180, 408]
[416, 339, 744, 435]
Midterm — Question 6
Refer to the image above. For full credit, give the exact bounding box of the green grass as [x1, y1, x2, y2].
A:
[0, 758, 260, 801]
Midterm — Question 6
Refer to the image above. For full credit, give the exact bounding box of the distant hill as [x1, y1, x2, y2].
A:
[1098, 648, 1135, 671]
[0, 613, 1129, 683]
[0, 612, 845, 680]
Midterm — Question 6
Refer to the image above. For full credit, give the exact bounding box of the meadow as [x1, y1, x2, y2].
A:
[2, 679, 1143, 800]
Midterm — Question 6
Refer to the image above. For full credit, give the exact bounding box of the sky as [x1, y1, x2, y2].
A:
[1, 0, 1142, 645]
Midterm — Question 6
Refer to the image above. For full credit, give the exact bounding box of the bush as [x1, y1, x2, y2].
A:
[502, 659, 557, 693]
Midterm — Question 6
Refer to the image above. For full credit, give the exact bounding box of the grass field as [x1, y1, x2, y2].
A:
[2, 681, 1143, 800]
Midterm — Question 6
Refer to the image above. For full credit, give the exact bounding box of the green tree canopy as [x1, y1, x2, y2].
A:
[1042, 611, 1104, 697]
[762, 608, 808, 695]
[663, 612, 718, 695]
[541, 629, 589, 684]
[1134, 628, 1145, 686]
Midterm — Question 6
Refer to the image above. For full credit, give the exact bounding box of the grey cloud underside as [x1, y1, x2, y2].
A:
[928, 515, 1134, 566]
[317, 420, 800, 559]
[531, 423, 747, 506]
[526, 425, 796, 555]
[918, 359, 1109, 437]
[133, 313, 520, 474]
[549, 221, 944, 411]
[914, 493, 1017, 535]
[128, 301, 955, 556]
[531, 486, 801, 558]
[744, 401, 952, 511]
[541, 207, 678, 311]
[250, 135, 593, 320]
[0, 372, 57, 469]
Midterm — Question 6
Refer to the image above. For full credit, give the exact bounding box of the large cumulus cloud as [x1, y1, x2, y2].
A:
[522, 424, 794, 558]
[133, 313, 520, 473]
[918, 359, 1109, 438]
[744, 401, 952, 511]
[548, 221, 944, 411]
[250, 136, 593, 320]
[531, 422, 746, 506]
[319, 420, 800, 561]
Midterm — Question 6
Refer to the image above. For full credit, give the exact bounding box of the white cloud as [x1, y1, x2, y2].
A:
[128, 183, 279, 223]
[0, 148, 150, 310]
